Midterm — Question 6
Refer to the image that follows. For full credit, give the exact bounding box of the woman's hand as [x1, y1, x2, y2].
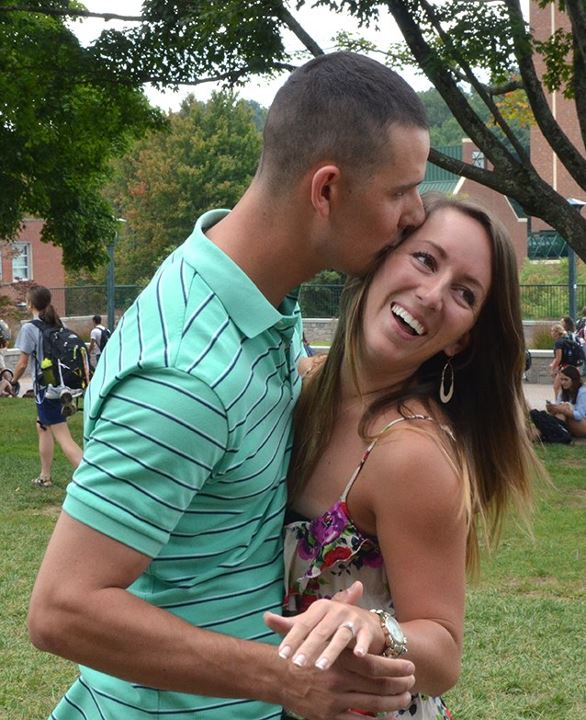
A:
[264, 582, 386, 671]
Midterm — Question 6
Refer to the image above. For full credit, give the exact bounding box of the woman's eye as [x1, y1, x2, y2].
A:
[412, 251, 436, 269]
[458, 287, 476, 307]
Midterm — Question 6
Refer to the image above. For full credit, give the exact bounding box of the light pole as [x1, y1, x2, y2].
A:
[567, 198, 585, 321]
[106, 218, 126, 331]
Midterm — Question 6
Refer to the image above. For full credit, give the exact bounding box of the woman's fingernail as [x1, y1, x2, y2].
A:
[278, 645, 291, 659]
[293, 654, 306, 667]
[315, 657, 329, 670]
[354, 646, 366, 657]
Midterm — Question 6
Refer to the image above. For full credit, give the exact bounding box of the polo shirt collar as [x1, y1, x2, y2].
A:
[183, 210, 299, 339]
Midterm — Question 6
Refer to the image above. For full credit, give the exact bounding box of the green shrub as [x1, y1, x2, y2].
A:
[530, 323, 554, 349]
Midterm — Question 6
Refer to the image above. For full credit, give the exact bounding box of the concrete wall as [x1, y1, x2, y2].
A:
[3, 317, 560, 386]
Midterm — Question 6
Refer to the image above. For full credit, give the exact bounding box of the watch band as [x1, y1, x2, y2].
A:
[370, 608, 408, 657]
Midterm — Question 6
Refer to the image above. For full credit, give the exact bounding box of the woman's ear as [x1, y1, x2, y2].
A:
[443, 332, 470, 359]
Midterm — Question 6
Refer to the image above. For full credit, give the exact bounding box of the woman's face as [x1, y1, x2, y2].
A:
[559, 373, 573, 390]
[360, 207, 493, 383]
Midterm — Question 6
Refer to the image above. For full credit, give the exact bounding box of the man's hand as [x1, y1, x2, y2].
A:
[266, 583, 415, 719]
[278, 649, 415, 720]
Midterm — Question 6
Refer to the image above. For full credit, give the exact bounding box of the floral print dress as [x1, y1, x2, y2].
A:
[283, 414, 455, 719]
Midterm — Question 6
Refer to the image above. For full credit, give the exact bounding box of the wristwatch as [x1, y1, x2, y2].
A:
[370, 609, 408, 657]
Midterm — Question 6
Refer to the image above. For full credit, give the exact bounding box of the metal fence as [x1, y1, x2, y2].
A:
[298, 283, 586, 320]
[52, 283, 586, 321]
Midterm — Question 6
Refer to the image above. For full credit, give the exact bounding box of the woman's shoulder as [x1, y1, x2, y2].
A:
[372, 399, 453, 442]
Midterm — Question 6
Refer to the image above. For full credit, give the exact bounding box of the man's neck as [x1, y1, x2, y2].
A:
[205, 184, 319, 308]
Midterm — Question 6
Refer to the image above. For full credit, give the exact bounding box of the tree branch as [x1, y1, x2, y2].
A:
[503, 0, 586, 189]
[387, 1, 522, 177]
[0, 6, 143, 22]
[418, 0, 529, 162]
[276, 2, 325, 56]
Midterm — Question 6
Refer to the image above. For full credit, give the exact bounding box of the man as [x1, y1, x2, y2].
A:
[28, 52, 429, 719]
[88, 314, 110, 367]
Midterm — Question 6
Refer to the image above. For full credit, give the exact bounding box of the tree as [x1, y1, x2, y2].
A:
[0, 6, 160, 269]
[4, 1, 585, 260]
[106, 92, 262, 285]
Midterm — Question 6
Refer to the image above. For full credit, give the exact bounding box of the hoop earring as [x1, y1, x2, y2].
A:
[439, 358, 455, 404]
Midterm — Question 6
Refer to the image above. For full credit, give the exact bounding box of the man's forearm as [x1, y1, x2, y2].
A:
[29, 584, 414, 718]
[30, 582, 285, 702]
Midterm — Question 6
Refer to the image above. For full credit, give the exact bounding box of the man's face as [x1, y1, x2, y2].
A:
[327, 124, 430, 276]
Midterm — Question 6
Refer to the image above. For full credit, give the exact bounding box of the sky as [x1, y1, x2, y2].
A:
[71, 1, 432, 111]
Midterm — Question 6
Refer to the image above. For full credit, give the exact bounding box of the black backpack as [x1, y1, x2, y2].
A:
[561, 337, 584, 367]
[529, 409, 572, 444]
[32, 319, 89, 391]
[98, 326, 111, 351]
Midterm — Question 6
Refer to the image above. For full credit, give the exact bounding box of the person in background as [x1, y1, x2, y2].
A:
[549, 323, 570, 399]
[576, 306, 586, 378]
[28, 51, 430, 720]
[560, 315, 577, 341]
[88, 314, 110, 368]
[546, 365, 586, 438]
[11, 286, 82, 487]
[0, 319, 17, 396]
[266, 195, 543, 719]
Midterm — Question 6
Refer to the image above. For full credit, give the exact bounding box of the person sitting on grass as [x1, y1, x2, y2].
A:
[546, 365, 586, 438]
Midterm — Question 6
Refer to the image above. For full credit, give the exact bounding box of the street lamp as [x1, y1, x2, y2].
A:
[107, 218, 126, 331]
[567, 198, 585, 321]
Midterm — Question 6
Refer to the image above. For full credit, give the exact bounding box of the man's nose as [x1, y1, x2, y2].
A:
[399, 190, 425, 230]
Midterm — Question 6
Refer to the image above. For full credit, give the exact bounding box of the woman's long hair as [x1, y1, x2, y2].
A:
[560, 365, 583, 404]
[28, 286, 62, 327]
[290, 194, 544, 574]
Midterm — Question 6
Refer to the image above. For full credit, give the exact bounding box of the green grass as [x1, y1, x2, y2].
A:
[1, 400, 584, 719]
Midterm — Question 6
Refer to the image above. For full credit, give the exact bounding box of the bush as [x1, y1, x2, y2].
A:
[531, 323, 554, 349]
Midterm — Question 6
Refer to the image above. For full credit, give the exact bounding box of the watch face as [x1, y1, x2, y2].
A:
[386, 615, 405, 644]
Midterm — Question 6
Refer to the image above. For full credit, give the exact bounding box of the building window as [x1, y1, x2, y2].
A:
[12, 242, 31, 281]
[472, 150, 485, 168]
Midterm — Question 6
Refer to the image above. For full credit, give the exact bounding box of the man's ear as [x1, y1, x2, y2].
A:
[443, 332, 470, 358]
[309, 164, 341, 217]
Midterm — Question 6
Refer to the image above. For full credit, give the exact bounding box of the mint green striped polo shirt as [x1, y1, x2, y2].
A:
[55, 210, 303, 720]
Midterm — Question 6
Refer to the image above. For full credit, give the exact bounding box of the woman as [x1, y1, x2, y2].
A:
[265, 195, 544, 718]
[549, 322, 570, 399]
[546, 365, 586, 438]
[12, 286, 83, 487]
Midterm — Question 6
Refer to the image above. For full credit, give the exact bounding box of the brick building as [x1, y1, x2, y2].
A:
[0, 219, 66, 315]
[420, 141, 528, 267]
[529, 1, 585, 231]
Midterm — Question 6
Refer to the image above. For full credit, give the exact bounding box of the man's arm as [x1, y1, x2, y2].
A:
[29, 512, 415, 719]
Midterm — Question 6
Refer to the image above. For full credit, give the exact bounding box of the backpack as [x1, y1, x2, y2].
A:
[561, 337, 584, 367]
[31, 319, 89, 391]
[98, 326, 111, 351]
[529, 409, 572, 444]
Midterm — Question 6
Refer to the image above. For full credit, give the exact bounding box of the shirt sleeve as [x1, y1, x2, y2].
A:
[572, 387, 586, 421]
[14, 323, 38, 356]
[64, 368, 229, 558]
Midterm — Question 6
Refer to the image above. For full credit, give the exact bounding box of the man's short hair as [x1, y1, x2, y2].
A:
[258, 51, 428, 187]
[92, 315, 102, 325]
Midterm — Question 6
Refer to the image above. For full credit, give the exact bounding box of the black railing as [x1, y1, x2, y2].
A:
[46, 283, 586, 321]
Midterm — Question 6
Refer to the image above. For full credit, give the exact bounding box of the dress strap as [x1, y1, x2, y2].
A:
[340, 414, 455, 502]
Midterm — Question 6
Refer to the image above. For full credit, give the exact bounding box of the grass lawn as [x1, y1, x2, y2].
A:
[0, 398, 584, 719]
